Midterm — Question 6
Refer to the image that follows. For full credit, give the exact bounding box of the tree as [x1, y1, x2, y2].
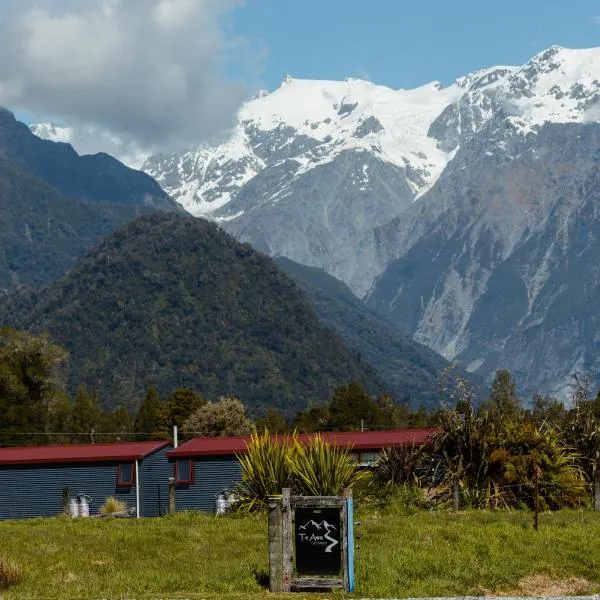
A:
[485, 369, 520, 424]
[134, 387, 165, 439]
[103, 406, 134, 442]
[529, 394, 566, 426]
[164, 388, 207, 431]
[45, 392, 73, 443]
[0, 327, 68, 445]
[254, 407, 288, 434]
[70, 386, 103, 442]
[182, 396, 254, 437]
[328, 383, 384, 431]
[294, 404, 330, 433]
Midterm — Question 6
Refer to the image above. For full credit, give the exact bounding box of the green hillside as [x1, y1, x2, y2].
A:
[275, 256, 478, 409]
[1, 212, 384, 414]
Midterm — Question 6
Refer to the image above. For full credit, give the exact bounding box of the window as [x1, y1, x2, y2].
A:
[175, 459, 194, 485]
[117, 462, 135, 487]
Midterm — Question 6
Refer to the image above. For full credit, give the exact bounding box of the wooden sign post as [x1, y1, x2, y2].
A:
[268, 488, 354, 592]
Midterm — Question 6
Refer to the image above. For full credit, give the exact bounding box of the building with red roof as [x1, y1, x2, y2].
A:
[167, 428, 437, 513]
[0, 440, 171, 520]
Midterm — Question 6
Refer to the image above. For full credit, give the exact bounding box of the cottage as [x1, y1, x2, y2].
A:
[0, 440, 171, 520]
[167, 428, 437, 513]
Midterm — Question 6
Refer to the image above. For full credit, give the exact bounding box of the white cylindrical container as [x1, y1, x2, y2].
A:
[215, 492, 227, 515]
[68, 497, 79, 518]
[79, 495, 90, 517]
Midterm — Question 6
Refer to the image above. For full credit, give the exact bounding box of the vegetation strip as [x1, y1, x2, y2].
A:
[1, 509, 600, 598]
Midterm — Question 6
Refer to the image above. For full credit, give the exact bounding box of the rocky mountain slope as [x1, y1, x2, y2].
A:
[136, 45, 600, 399]
[0, 212, 385, 414]
[275, 256, 479, 409]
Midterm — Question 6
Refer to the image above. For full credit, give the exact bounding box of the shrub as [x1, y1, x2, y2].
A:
[99, 496, 127, 514]
[373, 443, 426, 487]
[0, 555, 22, 589]
[235, 431, 293, 512]
[289, 434, 370, 496]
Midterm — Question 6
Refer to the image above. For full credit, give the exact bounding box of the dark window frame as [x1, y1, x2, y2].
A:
[174, 459, 194, 485]
[117, 462, 136, 487]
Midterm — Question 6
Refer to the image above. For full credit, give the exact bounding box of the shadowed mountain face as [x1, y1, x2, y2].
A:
[0, 108, 182, 289]
[0, 108, 176, 209]
[275, 256, 479, 409]
[0, 212, 385, 414]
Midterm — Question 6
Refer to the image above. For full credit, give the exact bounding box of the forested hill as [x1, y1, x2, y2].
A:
[0, 109, 182, 290]
[1, 212, 384, 414]
[0, 156, 144, 289]
[275, 256, 474, 410]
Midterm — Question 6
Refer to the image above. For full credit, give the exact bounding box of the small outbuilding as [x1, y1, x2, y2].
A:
[167, 428, 437, 513]
[0, 440, 171, 520]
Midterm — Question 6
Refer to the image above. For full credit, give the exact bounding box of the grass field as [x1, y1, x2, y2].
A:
[1, 505, 600, 599]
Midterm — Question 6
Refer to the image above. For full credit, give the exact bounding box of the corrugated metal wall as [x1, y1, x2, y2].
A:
[0, 447, 172, 520]
[172, 456, 241, 513]
[0, 462, 135, 520]
[141, 446, 171, 517]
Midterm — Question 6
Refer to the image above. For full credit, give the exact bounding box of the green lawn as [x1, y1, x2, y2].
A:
[1, 506, 600, 598]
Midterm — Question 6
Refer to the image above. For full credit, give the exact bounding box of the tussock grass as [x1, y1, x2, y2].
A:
[0, 554, 22, 590]
[1, 506, 600, 598]
[98, 496, 127, 514]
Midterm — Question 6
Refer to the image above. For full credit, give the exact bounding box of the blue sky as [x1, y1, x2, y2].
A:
[230, 0, 600, 91]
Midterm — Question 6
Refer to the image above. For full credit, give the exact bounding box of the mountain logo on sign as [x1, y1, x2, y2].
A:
[298, 520, 338, 552]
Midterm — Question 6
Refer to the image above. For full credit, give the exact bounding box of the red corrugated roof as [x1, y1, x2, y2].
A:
[0, 441, 171, 465]
[167, 428, 439, 458]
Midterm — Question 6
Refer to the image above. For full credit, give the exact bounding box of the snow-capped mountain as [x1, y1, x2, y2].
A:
[30, 122, 73, 144]
[131, 46, 600, 399]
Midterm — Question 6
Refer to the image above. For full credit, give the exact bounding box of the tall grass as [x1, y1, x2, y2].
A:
[1, 507, 600, 598]
[0, 555, 22, 590]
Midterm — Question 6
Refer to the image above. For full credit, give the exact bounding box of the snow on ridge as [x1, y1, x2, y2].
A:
[30, 122, 73, 143]
[145, 46, 600, 217]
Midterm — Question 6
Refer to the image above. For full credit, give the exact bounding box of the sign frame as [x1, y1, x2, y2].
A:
[268, 488, 354, 592]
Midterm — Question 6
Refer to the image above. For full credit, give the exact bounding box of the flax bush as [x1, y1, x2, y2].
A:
[235, 431, 368, 510]
[234, 430, 293, 512]
[289, 433, 370, 496]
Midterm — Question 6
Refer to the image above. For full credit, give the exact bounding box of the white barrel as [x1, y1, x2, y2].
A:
[68, 497, 79, 518]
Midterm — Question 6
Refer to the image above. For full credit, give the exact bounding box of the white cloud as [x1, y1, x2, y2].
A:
[0, 0, 257, 158]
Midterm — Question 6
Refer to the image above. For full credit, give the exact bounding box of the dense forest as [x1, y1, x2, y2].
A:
[0, 213, 384, 414]
[0, 327, 434, 446]
[275, 256, 480, 409]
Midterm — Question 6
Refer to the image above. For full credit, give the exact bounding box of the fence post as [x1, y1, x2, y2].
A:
[62, 487, 70, 515]
[282, 488, 293, 592]
[168, 478, 176, 514]
[268, 495, 283, 593]
[533, 466, 539, 531]
[346, 489, 355, 593]
[453, 477, 459, 511]
[594, 467, 600, 511]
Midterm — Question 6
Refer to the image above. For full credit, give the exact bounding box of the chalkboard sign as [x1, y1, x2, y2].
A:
[294, 507, 341, 576]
